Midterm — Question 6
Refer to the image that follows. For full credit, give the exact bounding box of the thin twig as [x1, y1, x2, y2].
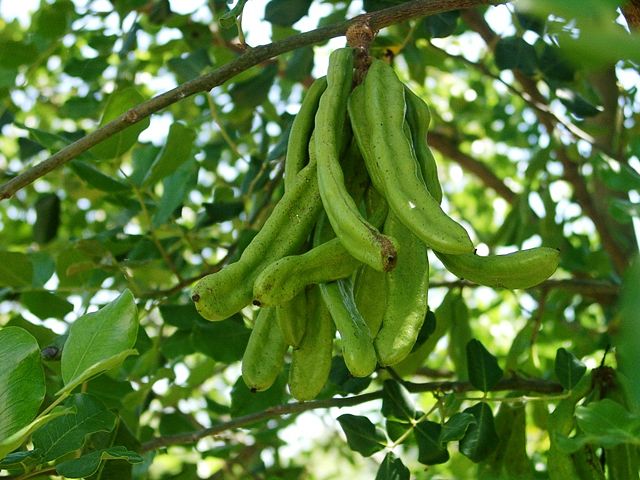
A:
[0, 0, 507, 200]
[140, 374, 562, 452]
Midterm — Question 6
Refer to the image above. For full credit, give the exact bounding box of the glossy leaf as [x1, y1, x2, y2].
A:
[61, 290, 138, 386]
[0, 327, 45, 439]
[459, 402, 499, 462]
[337, 414, 386, 457]
[466, 339, 504, 392]
[554, 348, 587, 390]
[58, 349, 138, 396]
[55, 446, 143, 478]
[89, 87, 150, 160]
[381, 380, 415, 422]
[375, 452, 410, 480]
[439, 412, 477, 444]
[414, 420, 449, 465]
[32, 394, 117, 462]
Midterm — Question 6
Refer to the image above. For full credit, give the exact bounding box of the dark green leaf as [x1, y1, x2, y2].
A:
[554, 348, 587, 390]
[337, 414, 386, 457]
[230, 64, 278, 109]
[419, 11, 459, 39]
[385, 418, 412, 443]
[0, 40, 38, 69]
[265, 0, 313, 26]
[284, 47, 314, 82]
[152, 159, 198, 227]
[33, 193, 60, 244]
[466, 339, 504, 392]
[88, 87, 150, 160]
[32, 394, 117, 462]
[375, 452, 410, 480]
[201, 200, 245, 225]
[191, 314, 251, 364]
[328, 356, 372, 395]
[363, 0, 405, 12]
[410, 309, 436, 353]
[414, 420, 449, 465]
[144, 122, 196, 186]
[55, 446, 143, 478]
[21, 291, 74, 319]
[230, 374, 287, 417]
[0, 327, 45, 439]
[381, 380, 415, 421]
[0, 450, 42, 470]
[494, 36, 538, 76]
[0, 251, 33, 287]
[69, 160, 130, 192]
[539, 43, 576, 82]
[61, 289, 138, 386]
[439, 412, 477, 444]
[558, 90, 602, 118]
[167, 49, 212, 83]
[459, 402, 499, 462]
[515, 11, 545, 34]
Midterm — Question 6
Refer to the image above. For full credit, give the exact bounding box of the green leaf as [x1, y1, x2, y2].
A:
[381, 380, 415, 422]
[0, 450, 42, 470]
[414, 420, 449, 465]
[0, 251, 33, 287]
[576, 399, 640, 445]
[439, 412, 477, 444]
[0, 407, 74, 459]
[337, 414, 386, 457]
[230, 64, 278, 109]
[494, 36, 538, 76]
[466, 339, 504, 392]
[143, 122, 196, 186]
[191, 314, 251, 364]
[539, 43, 576, 82]
[151, 159, 198, 227]
[385, 418, 412, 443]
[418, 11, 459, 39]
[0, 327, 45, 439]
[375, 452, 410, 480]
[554, 348, 587, 390]
[33, 193, 60, 245]
[32, 394, 117, 462]
[459, 402, 499, 462]
[88, 87, 150, 160]
[284, 47, 314, 82]
[230, 374, 287, 418]
[447, 292, 472, 380]
[69, 159, 130, 192]
[55, 446, 143, 478]
[57, 349, 138, 397]
[264, 0, 313, 26]
[219, 0, 249, 29]
[20, 291, 74, 320]
[61, 290, 138, 386]
[614, 257, 640, 412]
[328, 356, 372, 395]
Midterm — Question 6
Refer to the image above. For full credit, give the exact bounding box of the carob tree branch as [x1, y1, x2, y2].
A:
[140, 374, 562, 452]
[0, 0, 507, 201]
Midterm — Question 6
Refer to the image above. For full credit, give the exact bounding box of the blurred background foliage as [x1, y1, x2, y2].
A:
[0, 0, 639, 478]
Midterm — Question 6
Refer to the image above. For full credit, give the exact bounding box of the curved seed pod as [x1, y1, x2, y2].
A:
[289, 286, 335, 401]
[354, 264, 387, 337]
[315, 48, 398, 272]
[435, 247, 560, 290]
[241, 307, 288, 392]
[253, 237, 362, 307]
[320, 278, 377, 377]
[276, 290, 308, 348]
[375, 212, 430, 366]
[361, 59, 474, 254]
[404, 86, 443, 204]
[284, 77, 327, 192]
[192, 158, 322, 321]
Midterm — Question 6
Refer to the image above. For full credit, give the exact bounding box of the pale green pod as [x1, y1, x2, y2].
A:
[374, 212, 430, 366]
[276, 290, 308, 348]
[435, 247, 560, 289]
[192, 158, 322, 321]
[253, 237, 362, 307]
[361, 59, 474, 255]
[289, 286, 335, 401]
[354, 264, 387, 337]
[242, 307, 288, 392]
[320, 278, 377, 377]
[284, 77, 327, 192]
[315, 48, 398, 272]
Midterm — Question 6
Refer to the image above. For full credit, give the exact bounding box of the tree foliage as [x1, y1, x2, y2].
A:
[0, 0, 639, 478]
